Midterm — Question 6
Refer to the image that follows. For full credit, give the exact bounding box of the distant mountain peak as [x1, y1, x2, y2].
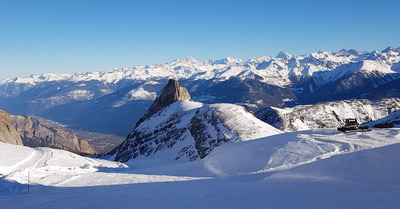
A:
[213, 56, 242, 65]
[177, 56, 202, 65]
[338, 49, 360, 56]
[382, 46, 395, 53]
[275, 51, 292, 59]
[135, 79, 191, 127]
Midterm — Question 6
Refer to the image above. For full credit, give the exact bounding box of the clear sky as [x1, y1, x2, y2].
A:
[1, 0, 399, 79]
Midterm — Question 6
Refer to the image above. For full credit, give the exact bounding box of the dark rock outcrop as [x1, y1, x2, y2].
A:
[10, 115, 95, 155]
[0, 110, 23, 145]
[135, 79, 191, 127]
[189, 108, 230, 159]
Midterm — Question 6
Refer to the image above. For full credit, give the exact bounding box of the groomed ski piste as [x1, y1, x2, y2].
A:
[1, 128, 400, 209]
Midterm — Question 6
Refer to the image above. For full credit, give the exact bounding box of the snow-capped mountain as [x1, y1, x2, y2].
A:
[0, 47, 399, 135]
[110, 80, 281, 162]
[255, 98, 400, 132]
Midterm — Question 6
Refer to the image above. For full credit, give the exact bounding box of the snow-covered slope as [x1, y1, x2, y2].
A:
[110, 100, 282, 162]
[1, 128, 400, 209]
[206, 128, 400, 176]
[0, 143, 123, 187]
[365, 109, 400, 128]
[256, 98, 400, 131]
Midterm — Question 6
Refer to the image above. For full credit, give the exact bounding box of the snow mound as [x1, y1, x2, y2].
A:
[209, 103, 282, 140]
[205, 129, 400, 177]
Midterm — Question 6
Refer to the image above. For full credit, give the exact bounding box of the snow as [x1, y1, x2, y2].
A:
[365, 109, 400, 128]
[113, 86, 157, 108]
[137, 100, 203, 131]
[271, 98, 400, 132]
[210, 103, 282, 140]
[1, 128, 400, 208]
[3, 48, 399, 93]
[67, 89, 94, 100]
[275, 51, 292, 59]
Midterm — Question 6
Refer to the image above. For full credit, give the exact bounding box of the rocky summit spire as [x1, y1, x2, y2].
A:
[135, 79, 191, 127]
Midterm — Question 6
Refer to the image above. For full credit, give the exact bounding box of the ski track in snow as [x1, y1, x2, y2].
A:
[204, 129, 400, 177]
[259, 130, 400, 173]
[2, 129, 400, 188]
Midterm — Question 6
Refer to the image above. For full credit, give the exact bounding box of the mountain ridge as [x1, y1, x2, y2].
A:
[2, 47, 399, 88]
[0, 47, 399, 136]
[11, 115, 95, 155]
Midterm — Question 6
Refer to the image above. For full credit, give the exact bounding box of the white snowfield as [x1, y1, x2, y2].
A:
[1, 128, 400, 209]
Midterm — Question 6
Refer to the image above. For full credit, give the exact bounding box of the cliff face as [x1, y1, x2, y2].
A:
[135, 79, 191, 127]
[10, 115, 95, 155]
[0, 110, 23, 145]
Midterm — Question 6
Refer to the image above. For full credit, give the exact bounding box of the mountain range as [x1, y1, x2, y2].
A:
[0, 47, 399, 137]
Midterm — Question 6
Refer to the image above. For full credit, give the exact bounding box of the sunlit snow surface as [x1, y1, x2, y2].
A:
[1, 128, 400, 209]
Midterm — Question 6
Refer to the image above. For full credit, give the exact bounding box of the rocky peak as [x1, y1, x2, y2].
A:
[136, 79, 191, 126]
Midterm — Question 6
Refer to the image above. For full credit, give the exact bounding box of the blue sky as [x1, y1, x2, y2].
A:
[1, 0, 399, 79]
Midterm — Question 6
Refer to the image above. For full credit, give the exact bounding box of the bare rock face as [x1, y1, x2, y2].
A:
[0, 110, 23, 145]
[10, 115, 95, 155]
[136, 79, 191, 126]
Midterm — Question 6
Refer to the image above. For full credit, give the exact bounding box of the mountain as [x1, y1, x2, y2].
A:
[255, 98, 400, 131]
[109, 80, 281, 162]
[0, 110, 23, 145]
[10, 115, 95, 155]
[0, 47, 399, 135]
